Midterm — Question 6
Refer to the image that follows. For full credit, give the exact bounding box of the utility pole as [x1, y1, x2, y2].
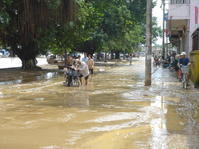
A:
[145, 0, 152, 86]
[64, 49, 67, 67]
[162, 0, 165, 59]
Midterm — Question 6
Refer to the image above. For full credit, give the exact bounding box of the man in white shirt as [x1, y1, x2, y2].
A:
[77, 60, 90, 85]
[81, 53, 88, 63]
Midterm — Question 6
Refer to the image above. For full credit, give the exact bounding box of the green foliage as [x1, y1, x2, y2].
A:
[0, 0, 12, 27]
[152, 17, 162, 44]
[46, 0, 61, 9]
[0, 0, 162, 58]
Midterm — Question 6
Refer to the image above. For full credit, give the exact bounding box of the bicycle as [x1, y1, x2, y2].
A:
[64, 67, 80, 87]
[181, 65, 189, 89]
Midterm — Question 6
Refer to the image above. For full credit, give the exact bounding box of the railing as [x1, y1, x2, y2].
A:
[170, 0, 190, 4]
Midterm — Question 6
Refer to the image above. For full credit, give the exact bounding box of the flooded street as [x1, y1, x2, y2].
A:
[0, 58, 199, 149]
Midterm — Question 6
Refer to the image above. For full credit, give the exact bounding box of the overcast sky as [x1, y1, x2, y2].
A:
[154, 0, 163, 27]
[153, 0, 163, 45]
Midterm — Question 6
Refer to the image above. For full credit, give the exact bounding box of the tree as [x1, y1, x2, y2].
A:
[81, 0, 138, 56]
[44, 0, 102, 55]
[0, 0, 75, 69]
[0, 0, 162, 68]
[152, 17, 162, 44]
[42, 0, 162, 59]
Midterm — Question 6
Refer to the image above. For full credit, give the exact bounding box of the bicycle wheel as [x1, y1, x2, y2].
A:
[183, 81, 185, 89]
[184, 82, 187, 89]
[73, 78, 80, 87]
[182, 74, 185, 88]
[184, 74, 188, 89]
[66, 76, 73, 86]
[182, 74, 188, 89]
[63, 77, 69, 86]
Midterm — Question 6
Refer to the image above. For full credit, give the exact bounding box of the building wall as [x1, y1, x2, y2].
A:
[188, 0, 199, 53]
[168, 4, 190, 20]
[168, 0, 199, 54]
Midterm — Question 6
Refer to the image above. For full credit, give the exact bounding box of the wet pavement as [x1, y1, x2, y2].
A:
[0, 58, 198, 149]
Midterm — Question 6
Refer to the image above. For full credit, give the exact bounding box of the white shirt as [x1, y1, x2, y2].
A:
[78, 62, 89, 77]
[81, 57, 88, 63]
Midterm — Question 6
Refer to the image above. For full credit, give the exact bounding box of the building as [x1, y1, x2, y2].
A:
[167, 0, 199, 54]
[167, 0, 199, 87]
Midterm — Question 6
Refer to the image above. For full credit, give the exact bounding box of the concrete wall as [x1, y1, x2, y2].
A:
[168, 4, 190, 20]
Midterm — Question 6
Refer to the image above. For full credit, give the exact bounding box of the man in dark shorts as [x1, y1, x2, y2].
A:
[87, 54, 94, 74]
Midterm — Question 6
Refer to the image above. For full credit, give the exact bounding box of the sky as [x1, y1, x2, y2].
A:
[153, 0, 163, 45]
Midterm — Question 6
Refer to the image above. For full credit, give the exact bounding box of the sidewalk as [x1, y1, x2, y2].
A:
[0, 57, 47, 69]
[152, 65, 195, 90]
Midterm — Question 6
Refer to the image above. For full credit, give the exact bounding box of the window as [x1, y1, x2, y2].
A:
[170, 0, 190, 4]
[192, 29, 199, 51]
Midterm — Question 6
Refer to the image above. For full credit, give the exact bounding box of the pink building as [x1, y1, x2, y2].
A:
[167, 0, 199, 54]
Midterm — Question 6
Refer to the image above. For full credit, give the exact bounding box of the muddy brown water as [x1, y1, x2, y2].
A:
[0, 59, 199, 149]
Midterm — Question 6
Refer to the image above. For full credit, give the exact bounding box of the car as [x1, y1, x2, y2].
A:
[47, 55, 57, 64]
[139, 52, 145, 57]
[0, 49, 10, 57]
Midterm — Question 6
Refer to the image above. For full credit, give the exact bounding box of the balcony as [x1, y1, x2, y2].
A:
[168, 2, 190, 20]
[170, 0, 190, 4]
[167, 0, 190, 40]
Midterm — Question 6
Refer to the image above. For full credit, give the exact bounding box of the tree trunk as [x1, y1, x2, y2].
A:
[13, 42, 40, 70]
[111, 50, 114, 59]
[123, 52, 125, 60]
[115, 51, 120, 59]
[97, 53, 101, 61]
[104, 52, 107, 62]
[21, 58, 39, 70]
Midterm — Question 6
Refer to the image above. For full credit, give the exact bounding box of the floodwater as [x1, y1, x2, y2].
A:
[0, 58, 199, 149]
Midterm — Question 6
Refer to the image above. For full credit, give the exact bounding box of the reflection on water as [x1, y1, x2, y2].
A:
[88, 112, 138, 123]
[0, 59, 199, 149]
[63, 91, 90, 108]
[150, 96, 168, 149]
[36, 72, 58, 80]
[0, 79, 22, 85]
[0, 71, 59, 85]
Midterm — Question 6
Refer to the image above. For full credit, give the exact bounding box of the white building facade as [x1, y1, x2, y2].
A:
[167, 0, 199, 54]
